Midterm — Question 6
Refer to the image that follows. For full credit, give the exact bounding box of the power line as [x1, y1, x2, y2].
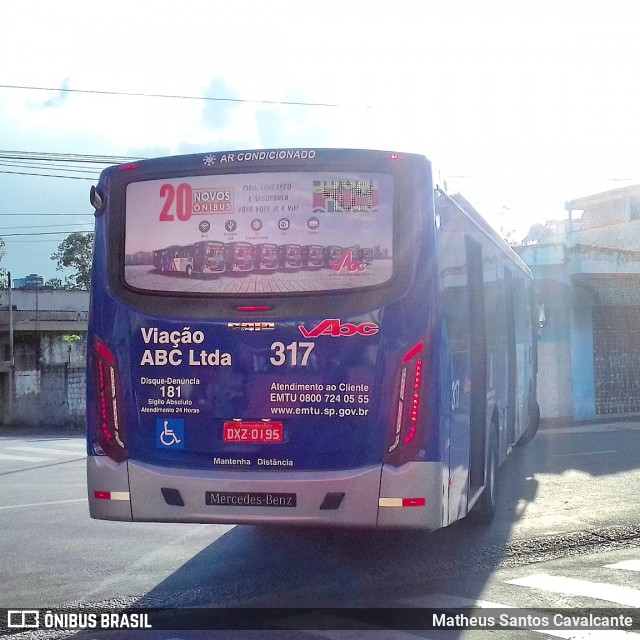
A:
[0, 159, 101, 169]
[0, 150, 143, 163]
[0, 170, 96, 180]
[2, 236, 87, 244]
[0, 223, 93, 231]
[0, 161, 100, 176]
[0, 84, 367, 109]
[0, 230, 93, 237]
[0, 150, 139, 181]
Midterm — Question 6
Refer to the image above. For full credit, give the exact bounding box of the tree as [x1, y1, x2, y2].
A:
[495, 206, 520, 247]
[51, 232, 94, 290]
[45, 277, 63, 289]
[499, 227, 520, 247]
[522, 222, 555, 245]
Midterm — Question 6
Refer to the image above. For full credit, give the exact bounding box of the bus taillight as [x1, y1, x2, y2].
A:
[93, 339, 127, 462]
[385, 340, 427, 466]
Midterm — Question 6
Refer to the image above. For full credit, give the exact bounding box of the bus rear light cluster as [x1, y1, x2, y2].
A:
[386, 340, 427, 466]
[93, 339, 128, 462]
[404, 358, 423, 444]
[236, 306, 272, 313]
[94, 490, 130, 501]
[379, 497, 426, 508]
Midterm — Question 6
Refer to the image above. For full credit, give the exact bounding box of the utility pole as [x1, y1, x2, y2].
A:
[8, 271, 13, 367]
[2, 271, 15, 425]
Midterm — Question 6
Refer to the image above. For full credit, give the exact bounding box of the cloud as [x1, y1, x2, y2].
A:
[255, 104, 337, 150]
[43, 77, 72, 108]
[200, 77, 241, 130]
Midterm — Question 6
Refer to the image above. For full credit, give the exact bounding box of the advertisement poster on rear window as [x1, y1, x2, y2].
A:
[124, 172, 393, 294]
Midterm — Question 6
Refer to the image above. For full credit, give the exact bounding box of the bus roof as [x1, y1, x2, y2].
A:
[98, 148, 430, 181]
[439, 190, 531, 277]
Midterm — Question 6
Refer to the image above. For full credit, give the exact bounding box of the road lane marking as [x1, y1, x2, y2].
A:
[0, 453, 49, 462]
[32, 441, 86, 448]
[0, 498, 87, 510]
[507, 574, 640, 607]
[0, 438, 85, 447]
[605, 560, 640, 572]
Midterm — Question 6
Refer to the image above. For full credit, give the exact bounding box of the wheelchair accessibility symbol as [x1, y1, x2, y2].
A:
[156, 418, 185, 449]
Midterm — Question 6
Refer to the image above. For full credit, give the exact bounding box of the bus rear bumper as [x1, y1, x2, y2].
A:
[378, 461, 444, 529]
[87, 458, 445, 529]
[89, 458, 384, 527]
[87, 455, 133, 521]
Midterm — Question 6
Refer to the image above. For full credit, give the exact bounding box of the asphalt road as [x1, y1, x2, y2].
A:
[2, 422, 640, 639]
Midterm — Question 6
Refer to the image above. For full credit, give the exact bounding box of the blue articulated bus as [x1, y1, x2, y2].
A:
[87, 148, 539, 529]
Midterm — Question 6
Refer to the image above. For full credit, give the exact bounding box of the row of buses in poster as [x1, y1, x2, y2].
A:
[146, 241, 377, 276]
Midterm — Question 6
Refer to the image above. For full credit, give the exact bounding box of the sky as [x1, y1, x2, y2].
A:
[1, 0, 640, 282]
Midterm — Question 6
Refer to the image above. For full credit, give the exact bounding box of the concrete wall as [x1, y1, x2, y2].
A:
[0, 289, 89, 312]
[12, 365, 86, 427]
[11, 332, 87, 426]
[518, 235, 640, 423]
[570, 305, 596, 420]
[67, 368, 86, 418]
[0, 289, 89, 428]
[537, 342, 573, 420]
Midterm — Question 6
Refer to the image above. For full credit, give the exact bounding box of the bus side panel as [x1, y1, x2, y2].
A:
[437, 202, 473, 525]
[515, 274, 536, 442]
[437, 190, 536, 525]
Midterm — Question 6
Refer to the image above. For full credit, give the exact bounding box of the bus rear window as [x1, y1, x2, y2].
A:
[124, 172, 393, 294]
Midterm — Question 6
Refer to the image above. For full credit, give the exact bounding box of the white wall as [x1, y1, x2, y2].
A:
[0, 289, 89, 312]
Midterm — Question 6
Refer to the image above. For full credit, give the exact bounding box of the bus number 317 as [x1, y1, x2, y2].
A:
[270, 341, 315, 366]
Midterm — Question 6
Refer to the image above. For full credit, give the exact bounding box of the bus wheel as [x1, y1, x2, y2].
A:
[470, 437, 497, 525]
[185, 265, 193, 277]
[516, 396, 540, 447]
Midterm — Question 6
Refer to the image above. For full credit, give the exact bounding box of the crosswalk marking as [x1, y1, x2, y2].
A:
[0, 452, 49, 462]
[0, 498, 87, 510]
[0, 439, 86, 465]
[34, 441, 86, 449]
[507, 573, 640, 608]
[4, 445, 85, 456]
[606, 560, 640, 572]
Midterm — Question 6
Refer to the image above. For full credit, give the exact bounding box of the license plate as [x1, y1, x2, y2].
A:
[223, 421, 283, 443]
[206, 491, 296, 507]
